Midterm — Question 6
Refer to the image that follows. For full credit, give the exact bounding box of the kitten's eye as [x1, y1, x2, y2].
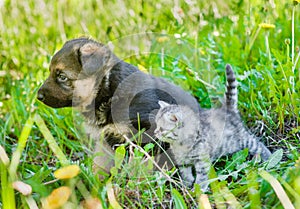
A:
[57, 74, 68, 82]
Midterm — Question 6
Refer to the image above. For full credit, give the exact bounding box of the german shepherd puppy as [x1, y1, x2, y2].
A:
[37, 37, 200, 174]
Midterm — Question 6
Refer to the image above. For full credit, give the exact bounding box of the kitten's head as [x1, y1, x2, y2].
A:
[154, 101, 195, 143]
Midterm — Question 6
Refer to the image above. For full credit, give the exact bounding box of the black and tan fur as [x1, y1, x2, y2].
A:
[37, 37, 200, 174]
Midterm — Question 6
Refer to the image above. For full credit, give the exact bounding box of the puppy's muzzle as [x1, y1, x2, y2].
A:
[37, 83, 73, 108]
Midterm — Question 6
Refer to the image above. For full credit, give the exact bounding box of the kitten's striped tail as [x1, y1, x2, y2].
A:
[225, 64, 238, 110]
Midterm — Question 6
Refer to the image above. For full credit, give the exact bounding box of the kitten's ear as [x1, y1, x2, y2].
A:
[158, 100, 170, 108]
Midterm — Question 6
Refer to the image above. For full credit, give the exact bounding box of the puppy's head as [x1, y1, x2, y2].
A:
[37, 38, 117, 109]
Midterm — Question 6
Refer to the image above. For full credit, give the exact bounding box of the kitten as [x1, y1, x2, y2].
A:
[154, 64, 271, 191]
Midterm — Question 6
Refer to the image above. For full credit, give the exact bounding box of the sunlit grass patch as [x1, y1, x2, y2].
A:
[0, 0, 299, 208]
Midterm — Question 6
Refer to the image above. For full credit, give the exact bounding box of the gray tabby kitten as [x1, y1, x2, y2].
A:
[154, 64, 271, 191]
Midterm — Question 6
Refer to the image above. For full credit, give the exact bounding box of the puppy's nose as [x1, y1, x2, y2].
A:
[37, 92, 45, 101]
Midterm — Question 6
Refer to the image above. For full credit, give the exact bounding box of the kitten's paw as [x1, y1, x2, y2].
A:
[190, 183, 210, 193]
[198, 182, 209, 193]
[252, 153, 262, 163]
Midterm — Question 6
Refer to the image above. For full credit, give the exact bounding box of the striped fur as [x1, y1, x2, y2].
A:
[225, 64, 238, 111]
[154, 65, 271, 191]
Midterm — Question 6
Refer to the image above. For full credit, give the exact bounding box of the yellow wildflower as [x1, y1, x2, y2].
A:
[43, 186, 71, 209]
[199, 48, 206, 55]
[53, 164, 80, 180]
[12, 181, 32, 196]
[259, 23, 275, 29]
[294, 0, 299, 5]
[157, 36, 169, 43]
[81, 197, 103, 209]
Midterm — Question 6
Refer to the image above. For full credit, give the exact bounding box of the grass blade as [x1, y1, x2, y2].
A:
[9, 115, 34, 180]
[198, 194, 212, 209]
[25, 196, 39, 209]
[34, 113, 69, 166]
[247, 169, 261, 209]
[171, 188, 188, 209]
[208, 166, 226, 209]
[220, 187, 243, 209]
[1, 115, 34, 209]
[1, 161, 16, 209]
[106, 177, 122, 209]
[0, 144, 10, 166]
[259, 170, 295, 209]
[278, 176, 300, 206]
[114, 145, 125, 170]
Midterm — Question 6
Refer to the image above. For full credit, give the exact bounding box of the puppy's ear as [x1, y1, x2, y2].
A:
[79, 42, 111, 75]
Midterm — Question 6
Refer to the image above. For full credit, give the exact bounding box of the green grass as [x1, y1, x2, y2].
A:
[1, 0, 300, 208]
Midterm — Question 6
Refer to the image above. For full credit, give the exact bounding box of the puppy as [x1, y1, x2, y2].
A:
[37, 37, 200, 174]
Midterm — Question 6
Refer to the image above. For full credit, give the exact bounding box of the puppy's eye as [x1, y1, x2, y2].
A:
[57, 74, 68, 82]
